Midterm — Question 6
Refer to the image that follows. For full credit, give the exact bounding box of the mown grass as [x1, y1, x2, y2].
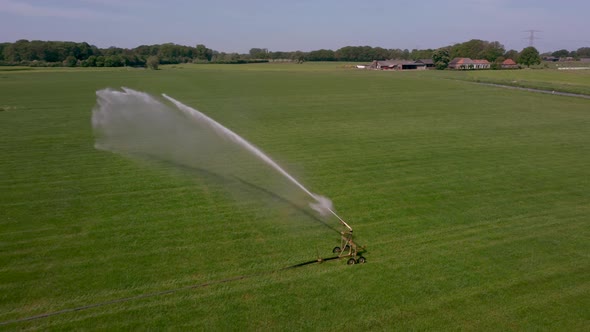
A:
[1, 63, 589, 330]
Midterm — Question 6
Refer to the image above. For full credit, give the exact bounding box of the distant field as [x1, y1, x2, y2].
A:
[434, 66, 590, 95]
[546, 61, 590, 69]
[1, 63, 589, 330]
[0, 66, 34, 72]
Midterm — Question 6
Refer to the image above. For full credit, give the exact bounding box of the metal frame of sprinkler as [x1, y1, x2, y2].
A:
[328, 209, 366, 265]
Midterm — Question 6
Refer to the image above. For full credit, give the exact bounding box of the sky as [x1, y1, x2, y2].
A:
[1, 0, 589, 53]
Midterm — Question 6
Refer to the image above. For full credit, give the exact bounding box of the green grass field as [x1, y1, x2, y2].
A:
[1, 63, 589, 330]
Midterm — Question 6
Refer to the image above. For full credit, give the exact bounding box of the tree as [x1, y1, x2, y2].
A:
[0, 40, 215, 66]
[307, 49, 336, 61]
[146, 56, 159, 70]
[63, 55, 77, 67]
[249, 48, 269, 59]
[373, 47, 390, 60]
[121, 53, 141, 66]
[450, 39, 486, 59]
[491, 56, 505, 70]
[576, 47, 590, 58]
[270, 51, 290, 60]
[335, 46, 355, 61]
[2, 41, 22, 62]
[448, 39, 504, 62]
[291, 51, 305, 63]
[95, 55, 105, 67]
[402, 49, 410, 60]
[518, 47, 541, 67]
[481, 41, 505, 62]
[77, 42, 94, 60]
[388, 48, 404, 59]
[195, 44, 212, 61]
[411, 48, 434, 60]
[334, 46, 392, 62]
[504, 49, 519, 62]
[0, 43, 7, 61]
[157, 43, 178, 63]
[551, 49, 570, 58]
[85, 55, 97, 67]
[104, 55, 123, 67]
[432, 48, 450, 70]
[135, 45, 157, 57]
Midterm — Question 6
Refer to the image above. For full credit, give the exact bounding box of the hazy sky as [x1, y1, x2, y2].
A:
[1, 0, 588, 53]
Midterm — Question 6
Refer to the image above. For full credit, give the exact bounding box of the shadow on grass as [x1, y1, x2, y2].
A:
[134, 155, 341, 235]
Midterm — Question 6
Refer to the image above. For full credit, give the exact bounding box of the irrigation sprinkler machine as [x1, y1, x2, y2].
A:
[327, 209, 366, 265]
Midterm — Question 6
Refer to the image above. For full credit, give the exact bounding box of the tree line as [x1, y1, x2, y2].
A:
[250, 41, 504, 63]
[0, 40, 214, 67]
[548, 48, 590, 58]
[0, 39, 588, 68]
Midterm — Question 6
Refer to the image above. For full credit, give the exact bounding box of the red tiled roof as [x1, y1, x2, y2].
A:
[449, 58, 491, 65]
[502, 59, 517, 65]
[449, 57, 473, 65]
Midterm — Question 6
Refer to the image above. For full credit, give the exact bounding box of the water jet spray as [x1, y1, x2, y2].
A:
[93, 88, 366, 265]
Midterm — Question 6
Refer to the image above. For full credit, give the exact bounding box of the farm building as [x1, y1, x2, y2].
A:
[416, 58, 435, 68]
[448, 58, 470, 69]
[369, 60, 396, 70]
[448, 57, 491, 69]
[369, 60, 427, 70]
[473, 59, 491, 68]
[501, 58, 518, 69]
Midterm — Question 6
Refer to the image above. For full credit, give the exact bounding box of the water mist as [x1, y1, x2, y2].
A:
[91, 88, 347, 224]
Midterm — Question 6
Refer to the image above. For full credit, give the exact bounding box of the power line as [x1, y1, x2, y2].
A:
[523, 30, 542, 47]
